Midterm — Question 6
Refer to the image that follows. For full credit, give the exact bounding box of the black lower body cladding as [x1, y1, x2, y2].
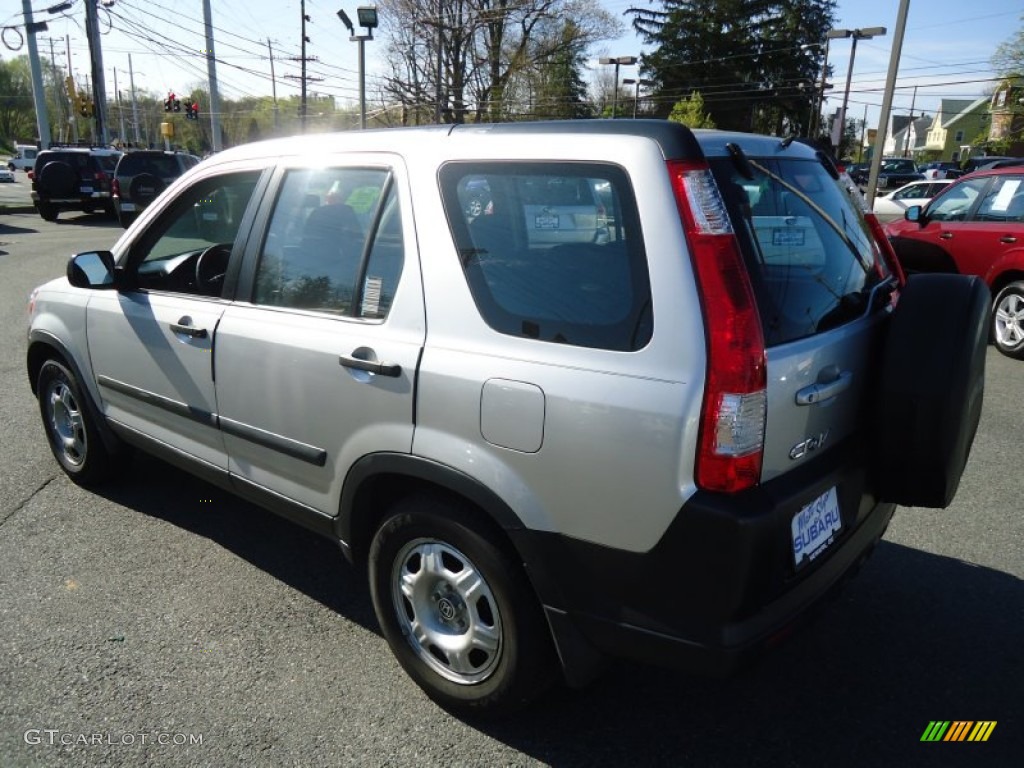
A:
[874, 273, 989, 508]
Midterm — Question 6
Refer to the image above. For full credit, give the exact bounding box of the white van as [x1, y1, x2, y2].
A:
[8, 143, 38, 172]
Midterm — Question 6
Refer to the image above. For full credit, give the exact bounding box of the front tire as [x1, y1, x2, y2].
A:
[992, 281, 1024, 359]
[37, 360, 116, 486]
[368, 496, 554, 713]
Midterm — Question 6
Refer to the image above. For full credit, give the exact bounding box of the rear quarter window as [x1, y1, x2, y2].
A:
[439, 162, 651, 352]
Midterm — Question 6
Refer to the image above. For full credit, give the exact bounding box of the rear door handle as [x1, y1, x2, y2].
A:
[939, 232, 953, 240]
[795, 371, 853, 405]
[170, 319, 208, 339]
[339, 352, 401, 378]
[1001, 235, 1017, 244]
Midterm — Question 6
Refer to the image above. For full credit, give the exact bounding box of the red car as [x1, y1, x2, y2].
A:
[885, 165, 1024, 359]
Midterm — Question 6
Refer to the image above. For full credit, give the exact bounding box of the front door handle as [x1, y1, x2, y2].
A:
[170, 318, 208, 339]
[1001, 235, 1017, 244]
[939, 232, 953, 240]
[339, 351, 401, 378]
[795, 371, 853, 405]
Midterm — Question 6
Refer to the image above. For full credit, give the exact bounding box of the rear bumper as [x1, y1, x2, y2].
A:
[515, 440, 894, 680]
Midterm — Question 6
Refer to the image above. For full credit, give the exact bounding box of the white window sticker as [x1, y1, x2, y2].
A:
[990, 179, 1021, 213]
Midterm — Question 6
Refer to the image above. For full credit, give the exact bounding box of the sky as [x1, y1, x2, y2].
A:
[4, 0, 1020, 134]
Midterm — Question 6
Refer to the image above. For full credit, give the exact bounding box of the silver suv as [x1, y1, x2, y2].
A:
[27, 122, 988, 713]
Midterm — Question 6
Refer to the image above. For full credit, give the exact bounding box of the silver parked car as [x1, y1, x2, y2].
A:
[27, 122, 987, 714]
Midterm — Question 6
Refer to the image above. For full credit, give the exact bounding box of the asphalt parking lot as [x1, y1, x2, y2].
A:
[0, 213, 1021, 767]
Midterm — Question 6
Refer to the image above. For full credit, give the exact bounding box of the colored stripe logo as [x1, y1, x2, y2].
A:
[921, 721, 996, 742]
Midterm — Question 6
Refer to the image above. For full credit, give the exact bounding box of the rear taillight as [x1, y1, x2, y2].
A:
[112, 177, 120, 198]
[668, 160, 766, 493]
[94, 171, 108, 181]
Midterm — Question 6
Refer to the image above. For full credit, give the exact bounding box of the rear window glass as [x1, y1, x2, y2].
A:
[710, 156, 887, 346]
[118, 154, 181, 177]
[440, 162, 651, 352]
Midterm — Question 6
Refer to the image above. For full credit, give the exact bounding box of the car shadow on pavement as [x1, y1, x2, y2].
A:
[90, 452, 380, 635]
[53, 213, 122, 228]
[86, 453, 1021, 766]
[477, 541, 1022, 767]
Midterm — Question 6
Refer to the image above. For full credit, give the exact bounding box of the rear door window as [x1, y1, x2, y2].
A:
[710, 157, 888, 346]
[440, 162, 651, 352]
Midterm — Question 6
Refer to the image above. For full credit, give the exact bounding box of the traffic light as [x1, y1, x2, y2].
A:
[186, 101, 199, 120]
[164, 92, 177, 112]
[173, 97, 181, 112]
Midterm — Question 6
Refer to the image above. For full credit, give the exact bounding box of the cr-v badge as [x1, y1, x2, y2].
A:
[790, 430, 830, 460]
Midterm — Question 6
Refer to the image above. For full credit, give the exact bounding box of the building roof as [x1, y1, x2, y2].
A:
[941, 98, 988, 128]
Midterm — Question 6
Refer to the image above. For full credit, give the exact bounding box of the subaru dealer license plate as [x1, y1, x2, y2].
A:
[120, 202, 136, 212]
[80, 186, 94, 195]
[535, 214, 560, 229]
[792, 486, 841, 568]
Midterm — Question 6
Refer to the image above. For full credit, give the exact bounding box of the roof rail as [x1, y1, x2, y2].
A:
[46, 141, 120, 150]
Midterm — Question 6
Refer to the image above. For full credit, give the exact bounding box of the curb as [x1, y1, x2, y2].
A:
[0, 204, 38, 215]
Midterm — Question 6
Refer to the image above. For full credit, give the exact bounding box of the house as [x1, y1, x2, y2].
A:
[923, 98, 989, 160]
[987, 77, 1024, 157]
[884, 114, 932, 158]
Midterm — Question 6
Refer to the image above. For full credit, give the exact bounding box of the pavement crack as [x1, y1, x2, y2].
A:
[1, 474, 58, 527]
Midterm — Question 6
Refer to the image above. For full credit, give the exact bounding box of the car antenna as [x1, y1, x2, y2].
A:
[779, 134, 798, 149]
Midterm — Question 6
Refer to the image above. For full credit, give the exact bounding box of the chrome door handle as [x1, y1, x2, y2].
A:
[339, 353, 401, 378]
[939, 232, 953, 240]
[795, 371, 852, 405]
[1000, 235, 1017, 244]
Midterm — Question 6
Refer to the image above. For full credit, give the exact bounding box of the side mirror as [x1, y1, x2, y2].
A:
[904, 205, 924, 225]
[67, 251, 117, 289]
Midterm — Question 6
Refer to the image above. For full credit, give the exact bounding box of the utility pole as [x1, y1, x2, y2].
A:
[301, 0, 309, 129]
[44, 37, 66, 143]
[202, 0, 223, 151]
[113, 67, 126, 144]
[435, 0, 443, 123]
[66, 35, 78, 142]
[84, 0, 109, 144]
[903, 84, 918, 158]
[129, 54, 141, 145]
[21, 0, 52, 147]
[267, 39, 280, 132]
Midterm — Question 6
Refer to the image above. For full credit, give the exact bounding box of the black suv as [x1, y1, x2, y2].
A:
[30, 147, 122, 221]
[112, 150, 200, 227]
[875, 157, 924, 191]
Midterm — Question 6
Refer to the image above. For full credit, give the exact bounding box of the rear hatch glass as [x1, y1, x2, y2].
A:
[708, 154, 892, 482]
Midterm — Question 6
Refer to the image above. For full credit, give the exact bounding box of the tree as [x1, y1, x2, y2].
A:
[627, 0, 836, 134]
[378, 0, 620, 123]
[0, 56, 40, 145]
[993, 14, 1024, 76]
[668, 90, 716, 128]
[529, 21, 594, 119]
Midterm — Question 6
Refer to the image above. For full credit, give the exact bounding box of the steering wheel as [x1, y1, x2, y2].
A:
[194, 242, 232, 296]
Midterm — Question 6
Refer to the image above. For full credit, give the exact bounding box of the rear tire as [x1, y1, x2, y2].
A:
[992, 281, 1024, 359]
[37, 202, 58, 222]
[874, 274, 989, 508]
[37, 360, 117, 486]
[368, 495, 554, 714]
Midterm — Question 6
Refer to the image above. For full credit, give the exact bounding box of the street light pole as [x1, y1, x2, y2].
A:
[622, 78, 653, 119]
[337, 6, 378, 129]
[599, 56, 637, 118]
[830, 26, 887, 156]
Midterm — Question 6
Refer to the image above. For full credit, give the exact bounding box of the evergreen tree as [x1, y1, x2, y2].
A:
[628, 0, 836, 134]
[668, 91, 716, 128]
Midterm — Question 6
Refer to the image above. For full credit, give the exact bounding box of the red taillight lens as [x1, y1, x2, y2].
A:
[668, 161, 767, 493]
[112, 177, 120, 198]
